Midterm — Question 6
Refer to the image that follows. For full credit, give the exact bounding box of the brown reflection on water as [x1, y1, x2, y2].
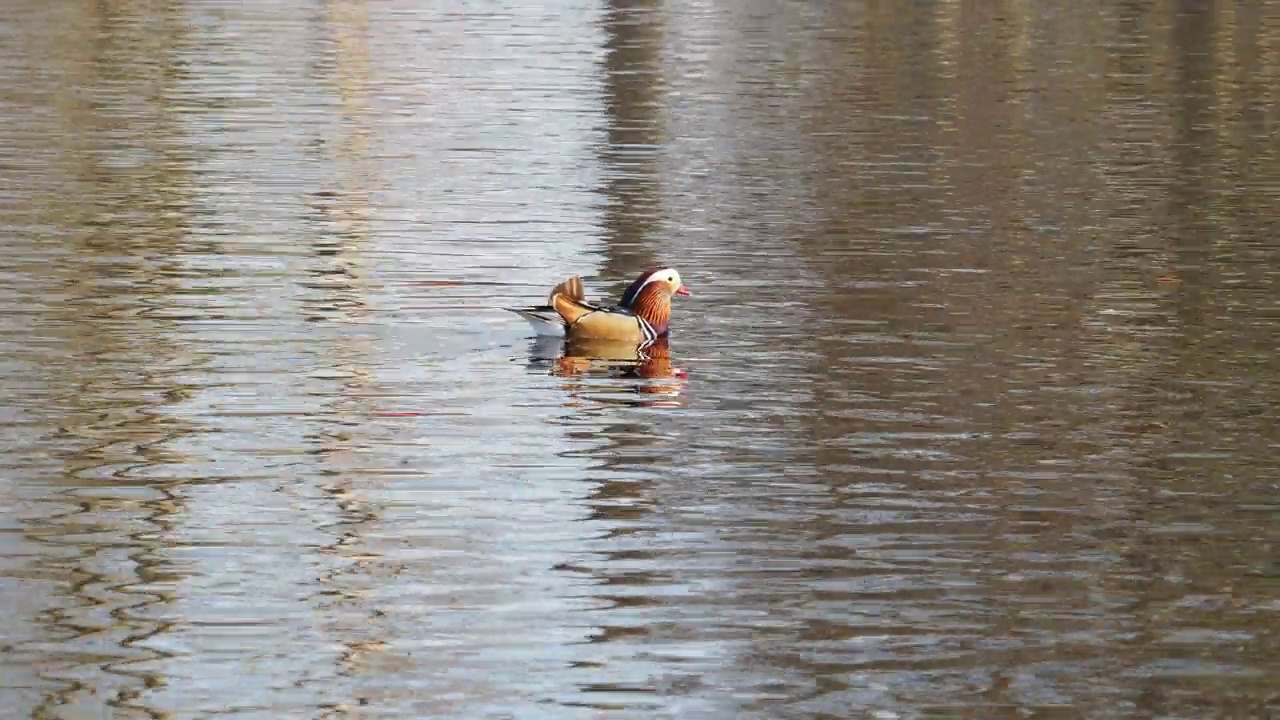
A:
[5, 0, 198, 716]
[692, 1, 1280, 716]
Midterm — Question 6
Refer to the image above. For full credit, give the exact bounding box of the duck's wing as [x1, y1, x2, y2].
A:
[506, 275, 590, 337]
[547, 275, 585, 305]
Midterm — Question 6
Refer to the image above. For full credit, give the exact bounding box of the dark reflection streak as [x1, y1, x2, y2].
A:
[1166, 0, 1217, 437]
[1092, 3, 1172, 712]
[927, 1, 1039, 458]
[1225, 0, 1271, 287]
[801, 5, 951, 468]
[597, 0, 665, 291]
[1125, 6, 1216, 715]
[798, 2, 869, 445]
[578, 0, 669, 458]
[1226, 0, 1279, 316]
[940, 1, 1031, 712]
[1102, 0, 1171, 273]
[783, 2, 963, 706]
[1169, 0, 1217, 319]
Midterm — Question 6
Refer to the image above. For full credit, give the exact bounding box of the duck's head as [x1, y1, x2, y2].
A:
[619, 266, 690, 333]
[620, 267, 690, 305]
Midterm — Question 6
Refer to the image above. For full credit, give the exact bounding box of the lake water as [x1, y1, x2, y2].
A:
[1, 1, 1277, 718]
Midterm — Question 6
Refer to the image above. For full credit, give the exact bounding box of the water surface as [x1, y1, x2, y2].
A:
[1, 1, 1278, 718]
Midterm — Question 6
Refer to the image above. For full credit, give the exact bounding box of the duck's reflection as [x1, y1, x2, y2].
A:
[527, 335, 686, 407]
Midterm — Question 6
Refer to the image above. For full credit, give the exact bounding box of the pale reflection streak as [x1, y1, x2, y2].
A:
[302, 0, 394, 710]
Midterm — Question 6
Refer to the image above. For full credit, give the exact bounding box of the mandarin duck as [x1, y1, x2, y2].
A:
[509, 267, 690, 345]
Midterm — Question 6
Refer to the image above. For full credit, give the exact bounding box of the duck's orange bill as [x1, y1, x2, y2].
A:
[676, 285, 691, 296]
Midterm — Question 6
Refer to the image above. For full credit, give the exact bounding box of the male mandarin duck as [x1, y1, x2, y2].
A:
[509, 267, 690, 345]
